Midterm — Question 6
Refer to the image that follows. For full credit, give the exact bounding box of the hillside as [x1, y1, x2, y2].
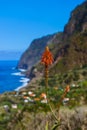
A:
[50, 0, 87, 74]
[17, 1, 87, 79]
[20, 1, 87, 79]
[17, 34, 55, 70]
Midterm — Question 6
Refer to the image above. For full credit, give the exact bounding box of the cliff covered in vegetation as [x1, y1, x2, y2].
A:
[17, 34, 55, 70]
[17, 1, 87, 79]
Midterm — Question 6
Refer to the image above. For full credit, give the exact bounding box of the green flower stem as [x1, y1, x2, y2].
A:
[44, 64, 59, 125]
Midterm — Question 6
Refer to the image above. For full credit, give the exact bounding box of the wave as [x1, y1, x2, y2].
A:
[15, 77, 30, 91]
[11, 67, 29, 92]
[18, 69, 27, 72]
[19, 77, 30, 83]
[11, 72, 24, 76]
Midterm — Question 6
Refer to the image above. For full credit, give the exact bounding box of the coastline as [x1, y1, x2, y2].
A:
[0, 60, 28, 94]
[15, 77, 30, 91]
[14, 69, 30, 91]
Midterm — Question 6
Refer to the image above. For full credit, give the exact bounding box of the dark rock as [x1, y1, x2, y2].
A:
[63, 1, 87, 39]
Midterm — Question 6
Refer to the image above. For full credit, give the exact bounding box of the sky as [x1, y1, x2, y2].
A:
[0, 0, 85, 59]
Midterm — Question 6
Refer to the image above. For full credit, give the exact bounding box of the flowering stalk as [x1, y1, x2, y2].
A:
[45, 64, 49, 88]
[57, 85, 70, 119]
[41, 46, 70, 129]
[41, 47, 60, 126]
[41, 46, 53, 89]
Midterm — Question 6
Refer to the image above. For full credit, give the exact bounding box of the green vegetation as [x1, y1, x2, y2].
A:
[0, 66, 87, 129]
[0, 1, 87, 129]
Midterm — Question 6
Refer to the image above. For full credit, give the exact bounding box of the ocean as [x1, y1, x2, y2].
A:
[0, 60, 29, 94]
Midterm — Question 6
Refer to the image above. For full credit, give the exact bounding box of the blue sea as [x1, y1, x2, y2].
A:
[0, 60, 29, 94]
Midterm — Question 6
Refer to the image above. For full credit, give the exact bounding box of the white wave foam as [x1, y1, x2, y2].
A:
[19, 77, 30, 83]
[19, 69, 27, 72]
[11, 72, 24, 76]
[15, 77, 30, 91]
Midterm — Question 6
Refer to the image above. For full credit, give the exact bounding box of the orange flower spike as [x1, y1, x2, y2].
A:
[41, 46, 54, 66]
[65, 85, 70, 93]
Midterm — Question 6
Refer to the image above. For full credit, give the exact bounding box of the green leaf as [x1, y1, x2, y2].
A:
[52, 122, 61, 130]
[45, 121, 49, 130]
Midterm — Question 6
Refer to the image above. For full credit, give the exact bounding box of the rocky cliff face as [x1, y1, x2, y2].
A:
[49, 1, 87, 75]
[63, 1, 87, 38]
[18, 1, 87, 77]
[17, 34, 55, 70]
[49, 1, 87, 74]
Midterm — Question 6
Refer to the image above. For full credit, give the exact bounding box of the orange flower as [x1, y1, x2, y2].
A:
[65, 85, 70, 92]
[41, 46, 54, 66]
[23, 96, 28, 99]
[40, 93, 47, 99]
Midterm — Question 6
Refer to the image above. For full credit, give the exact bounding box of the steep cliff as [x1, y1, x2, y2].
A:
[18, 1, 87, 78]
[49, 1, 87, 74]
[28, 1, 87, 77]
[63, 1, 87, 38]
[17, 34, 55, 70]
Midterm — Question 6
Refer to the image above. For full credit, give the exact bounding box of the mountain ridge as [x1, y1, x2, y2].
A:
[17, 1, 87, 78]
